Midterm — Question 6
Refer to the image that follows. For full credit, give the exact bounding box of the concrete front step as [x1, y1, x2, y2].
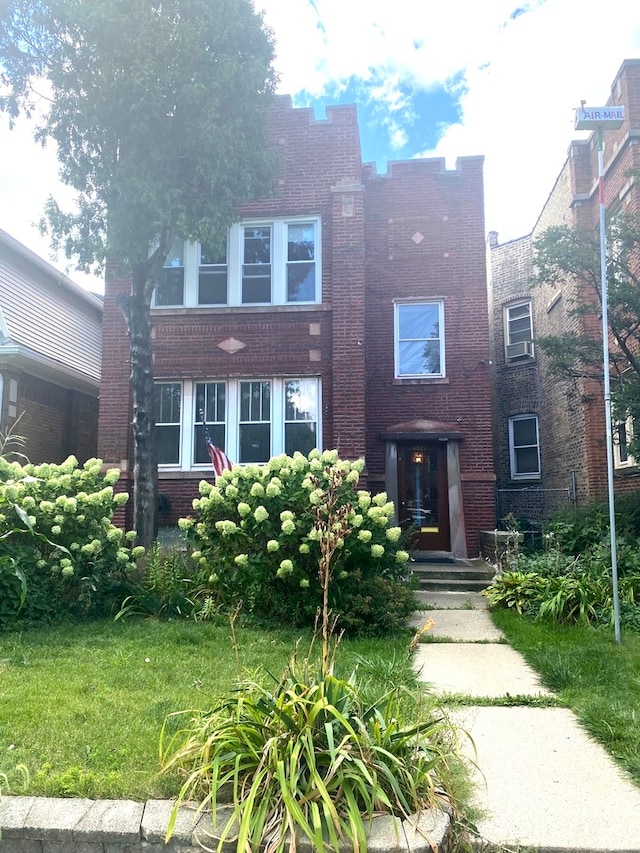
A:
[411, 561, 495, 593]
[418, 578, 492, 592]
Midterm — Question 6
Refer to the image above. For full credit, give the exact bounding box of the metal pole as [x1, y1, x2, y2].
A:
[597, 126, 622, 644]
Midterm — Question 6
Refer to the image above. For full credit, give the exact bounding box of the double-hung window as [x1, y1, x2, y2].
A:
[154, 383, 182, 464]
[284, 378, 318, 455]
[156, 378, 321, 469]
[242, 227, 272, 304]
[287, 222, 316, 302]
[505, 300, 533, 361]
[193, 382, 226, 465]
[509, 414, 541, 479]
[152, 217, 320, 308]
[614, 415, 636, 468]
[198, 243, 228, 305]
[155, 238, 185, 307]
[394, 301, 445, 378]
[239, 380, 271, 462]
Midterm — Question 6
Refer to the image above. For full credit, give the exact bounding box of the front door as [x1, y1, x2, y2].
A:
[397, 442, 450, 551]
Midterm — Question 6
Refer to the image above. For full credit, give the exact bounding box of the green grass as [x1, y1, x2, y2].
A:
[0, 618, 415, 800]
[490, 608, 640, 785]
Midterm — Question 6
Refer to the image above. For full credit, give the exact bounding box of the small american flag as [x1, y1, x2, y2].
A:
[204, 424, 233, 477]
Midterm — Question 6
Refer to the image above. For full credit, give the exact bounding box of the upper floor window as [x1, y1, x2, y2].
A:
[394, 301, 445, 379]
[509, 414, 541, 480]
[614, 415, 636, 469]
[153, 217, 320, 309]
[155, 377, 320, 469]
[198, 243, 228, 305]
[505, 300, 534, 362]
[155, 238, 185, 307]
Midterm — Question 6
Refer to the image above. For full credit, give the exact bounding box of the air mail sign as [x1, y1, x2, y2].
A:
[575, 105, 625, 130]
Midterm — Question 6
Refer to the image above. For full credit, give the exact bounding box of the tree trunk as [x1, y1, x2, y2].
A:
[127, 264, 159, 548]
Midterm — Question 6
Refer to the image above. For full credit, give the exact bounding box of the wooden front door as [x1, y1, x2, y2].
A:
[397, 442, 450, 551]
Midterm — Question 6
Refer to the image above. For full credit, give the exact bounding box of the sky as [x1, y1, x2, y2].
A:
[1, 0, 639, 294]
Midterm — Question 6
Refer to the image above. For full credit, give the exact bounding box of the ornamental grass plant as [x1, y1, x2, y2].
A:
[161, 646, 457, 853]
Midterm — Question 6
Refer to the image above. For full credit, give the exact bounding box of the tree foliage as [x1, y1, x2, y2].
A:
[0, 0, 278, 545]
[531, 214, 640, 456]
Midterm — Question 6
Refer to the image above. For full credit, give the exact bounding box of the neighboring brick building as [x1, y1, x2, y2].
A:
[98, 95, 495, 557]
[0, 229, 102, 465]
[488, 59, 640, 525]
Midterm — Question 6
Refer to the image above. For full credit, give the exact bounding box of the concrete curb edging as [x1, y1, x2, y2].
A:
[0, 795, 451, 853]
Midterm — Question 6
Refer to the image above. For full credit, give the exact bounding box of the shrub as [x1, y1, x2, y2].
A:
[0, 456, 139, 627]
[484, 548, 640, 628]
[179, 450, 416, 635]
[545, 490, 640, 555]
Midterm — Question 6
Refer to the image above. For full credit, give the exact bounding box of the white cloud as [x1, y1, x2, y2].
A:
[1, 0, 640, 290]
[262, 0, 640, 242]
[427, 0, 640, 241]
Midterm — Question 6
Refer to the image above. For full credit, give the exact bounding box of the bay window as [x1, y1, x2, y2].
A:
[193, 382, 226, 465]
[155, 377, 321, 469]
[152, 217, 320, 308]
[285, 378, 318, 456]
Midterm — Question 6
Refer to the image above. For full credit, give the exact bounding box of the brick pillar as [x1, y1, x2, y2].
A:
[330, 184, 366, 461]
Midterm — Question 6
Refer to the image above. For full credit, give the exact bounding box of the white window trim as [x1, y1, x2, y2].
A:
[508, 414, 541, 480]
[393, 300, 446, 379]
[614, 414, 636, 469]
[152, 216, 322, 309]
[504, 299, 534, 362]
[157, 377, 322, 471]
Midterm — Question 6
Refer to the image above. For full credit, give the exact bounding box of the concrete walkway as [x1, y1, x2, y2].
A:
[412, 589, 640, 851]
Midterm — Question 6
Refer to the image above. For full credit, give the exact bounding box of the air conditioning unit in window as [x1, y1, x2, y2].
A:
[506, 340, 533, 361]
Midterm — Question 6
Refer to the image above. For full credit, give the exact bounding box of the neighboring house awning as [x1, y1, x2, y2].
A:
[380, 418, 464, 441]
[0, 229, 103, 391]
[0, 340, 100, 394]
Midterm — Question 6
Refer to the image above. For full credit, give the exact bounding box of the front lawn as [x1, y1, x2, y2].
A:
[491, 607, 640, 785]
[0, 618, 415, 800]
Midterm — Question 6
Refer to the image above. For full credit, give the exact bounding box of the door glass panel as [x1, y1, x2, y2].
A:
[404, 446, 439, 533]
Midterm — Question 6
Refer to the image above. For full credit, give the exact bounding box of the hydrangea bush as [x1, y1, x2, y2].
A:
[179, 449, 417, 634]
[0, 455, 140, 627]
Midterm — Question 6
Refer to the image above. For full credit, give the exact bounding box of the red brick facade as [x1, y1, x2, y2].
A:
[98, 96, 494, 556]
[489, 59, 640, 523]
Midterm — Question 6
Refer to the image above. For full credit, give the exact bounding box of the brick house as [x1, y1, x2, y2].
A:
[98, 96, 495, 557]
[0, 229, 102, 464]
[487, 59, 640, 525]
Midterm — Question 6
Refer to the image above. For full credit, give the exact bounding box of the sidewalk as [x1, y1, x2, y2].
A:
[411, 589, 640, 851]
